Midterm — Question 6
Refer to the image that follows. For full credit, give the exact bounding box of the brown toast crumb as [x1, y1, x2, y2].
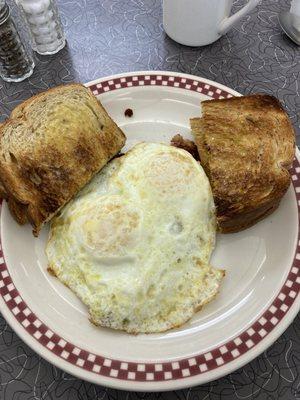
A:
[124, 108, 133, 117]
[47, 266, 56, 276]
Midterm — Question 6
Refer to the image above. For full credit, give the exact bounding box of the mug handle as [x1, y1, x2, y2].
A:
[218, 0, 261, 35]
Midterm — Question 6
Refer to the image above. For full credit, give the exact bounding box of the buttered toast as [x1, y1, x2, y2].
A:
[0, 83, 126, 235]
[191, 94, 295, 233]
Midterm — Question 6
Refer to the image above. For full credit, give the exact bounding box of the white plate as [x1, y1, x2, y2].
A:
[0, 71, 299, 392]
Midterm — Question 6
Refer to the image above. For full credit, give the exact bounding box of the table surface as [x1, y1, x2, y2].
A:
[0, 0, 300, 398]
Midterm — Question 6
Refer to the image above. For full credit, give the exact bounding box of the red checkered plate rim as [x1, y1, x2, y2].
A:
[0, 71, 299, 392]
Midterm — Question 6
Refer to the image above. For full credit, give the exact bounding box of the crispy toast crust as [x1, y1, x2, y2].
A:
[0, 83, 126, 235]
[191, 94, 295, 233]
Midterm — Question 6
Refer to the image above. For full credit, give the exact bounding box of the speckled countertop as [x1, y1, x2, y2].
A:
[0, 0, 299, 399]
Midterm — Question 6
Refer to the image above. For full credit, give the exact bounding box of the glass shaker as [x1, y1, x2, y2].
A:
[0, 0, 34, 82]
[16, 0, 66, 55]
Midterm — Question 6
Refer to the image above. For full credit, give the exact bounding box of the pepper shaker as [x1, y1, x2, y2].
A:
[16, 0, 66, 55]
[0, 0, 34, 82]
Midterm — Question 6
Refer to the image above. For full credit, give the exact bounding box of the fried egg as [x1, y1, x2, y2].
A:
[46, 143, 224, 333]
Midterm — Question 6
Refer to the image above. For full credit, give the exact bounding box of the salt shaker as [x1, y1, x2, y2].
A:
[16, 0, 65, 55]
[0, 0, 34, 82]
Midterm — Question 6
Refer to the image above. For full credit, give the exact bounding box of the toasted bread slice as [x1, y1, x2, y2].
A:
[191, 94, 295, 233]
[0, 83, 126, 235]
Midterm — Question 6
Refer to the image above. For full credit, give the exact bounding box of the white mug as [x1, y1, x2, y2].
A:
[163, 0, 260, 47]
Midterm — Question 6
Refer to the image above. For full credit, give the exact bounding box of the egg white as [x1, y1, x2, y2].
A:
[46, 143, 224, 333]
